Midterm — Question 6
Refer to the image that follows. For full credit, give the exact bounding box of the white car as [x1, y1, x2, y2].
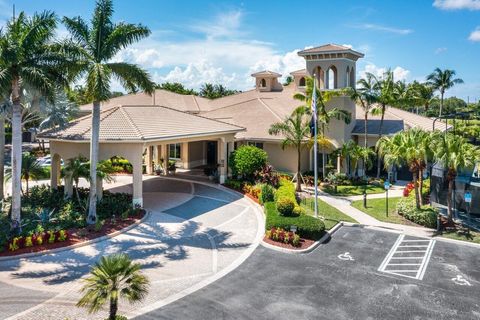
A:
[38, 156, 63, 167]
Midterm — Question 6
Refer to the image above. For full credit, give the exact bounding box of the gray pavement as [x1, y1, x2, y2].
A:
[0, 177, 262, 320]
[136, 226, 480, 320]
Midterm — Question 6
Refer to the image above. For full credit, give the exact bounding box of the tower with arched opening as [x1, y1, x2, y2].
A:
[297, 44, 365, 173]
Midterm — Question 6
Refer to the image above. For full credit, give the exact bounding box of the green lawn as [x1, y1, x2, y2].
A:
[301, 198, 358, 230]
[438, 229, 480, 244]
[351, 197, 412, 225]
[322, 184, 385, 196]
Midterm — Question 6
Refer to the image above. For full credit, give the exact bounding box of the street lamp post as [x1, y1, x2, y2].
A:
[384, 181, 390, 217]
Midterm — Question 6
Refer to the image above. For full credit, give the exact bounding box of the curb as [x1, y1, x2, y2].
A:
[260, 221, 345, 254]
[0, 211, 151, 262]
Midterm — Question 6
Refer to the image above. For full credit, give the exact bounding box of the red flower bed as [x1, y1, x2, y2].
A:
[403, 182, 415, 197]
[265, 227, 302, 247]
[0, 210, 145, 257]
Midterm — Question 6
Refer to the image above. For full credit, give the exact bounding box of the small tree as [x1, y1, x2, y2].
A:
[77, 253, 149, 320]
[5, 153, 45, 195]
[229, 145, 267, 181]
[433, 134, 480, 221]
[63, 157, 90, 203]
[269, 107, 312, 192]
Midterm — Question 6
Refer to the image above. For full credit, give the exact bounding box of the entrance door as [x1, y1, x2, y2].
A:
[206, 141, 217, 165]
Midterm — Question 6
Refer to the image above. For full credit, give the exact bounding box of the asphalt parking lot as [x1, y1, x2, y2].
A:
[136, 225, 480, 320]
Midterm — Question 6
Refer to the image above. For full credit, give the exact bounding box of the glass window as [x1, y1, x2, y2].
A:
[169, 143, 181, 159]
[247, 141, 263, 149]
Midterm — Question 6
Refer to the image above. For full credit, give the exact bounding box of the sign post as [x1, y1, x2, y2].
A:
[384, 181, 390, 217]
[465, 191, 472, 221]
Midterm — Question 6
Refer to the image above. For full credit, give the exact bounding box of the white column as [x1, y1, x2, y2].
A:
[218, 138, 228, 184]
[162, 144, 169, 175]
[132, 152, 143, 207]
[337, 155, 342, 174]
[64, 171, 73, 198]
[145, 146, 153, 175]
[181, 142, 189, 169]
[155, 145, 161, 173]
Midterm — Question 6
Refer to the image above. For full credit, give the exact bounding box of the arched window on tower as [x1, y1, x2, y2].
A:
[260, 78, 267, 88]
[326, 66, 337, 89]
[346, 67, 350, 87]
[350, 68, 355, 88]
[299, 77, 306, 87]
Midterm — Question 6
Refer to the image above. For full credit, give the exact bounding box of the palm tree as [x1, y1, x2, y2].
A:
[409, 81, 435, 115]
[269, 107, 314, 192]
[0, 100, 7, 201]
[369, 70, 395, 178]
[5, 153, 45, 195]
[77, 253, 149, 320]
[377, 128, 435, 209]
[63, 157, 90, 203]
[433, 134, 479, 221]
[0, 11, 70, 227]
[63, 0, 155, 224]
[294, 77, 351, 179]
[39, 89, 79, 131]
[426, 68, 464, 117]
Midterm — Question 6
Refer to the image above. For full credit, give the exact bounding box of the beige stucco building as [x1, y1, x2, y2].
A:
[40, 43, 448, 204]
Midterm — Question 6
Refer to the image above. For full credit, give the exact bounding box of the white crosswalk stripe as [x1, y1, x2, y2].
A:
[378, 234, 435, 280]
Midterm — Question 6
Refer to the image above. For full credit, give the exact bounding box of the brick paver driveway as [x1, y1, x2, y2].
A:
[0, 177, 263, 320]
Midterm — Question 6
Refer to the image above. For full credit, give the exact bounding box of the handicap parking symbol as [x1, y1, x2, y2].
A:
[452, 275, 472, 286]
[338, 252, 354, 261]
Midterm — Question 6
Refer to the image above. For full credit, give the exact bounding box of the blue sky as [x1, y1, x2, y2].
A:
[3, 0, 480, 100]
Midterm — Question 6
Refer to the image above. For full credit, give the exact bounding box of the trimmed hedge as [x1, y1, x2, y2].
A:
[265, 201, 325, 240]
[274, 179, 296, 202]
[396, 197, 437, 228]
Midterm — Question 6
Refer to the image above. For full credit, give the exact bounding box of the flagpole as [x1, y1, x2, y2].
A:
[313, 75, 318, 219]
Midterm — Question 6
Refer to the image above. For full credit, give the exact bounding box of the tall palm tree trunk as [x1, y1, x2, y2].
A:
[11, 79, 23, 226]
[439, 91, 444, 118]
[447, 178, 454, 222]
[296, 147, 302, 192]
[412, 171, 420, 209]
[87, 101, 100, 224]
[0, 115, 4, 201]
[364, 111, 368, 177]
[109, 296, 118, 320]
[418, 168, 424, 206]
[376, 105, 386, 178]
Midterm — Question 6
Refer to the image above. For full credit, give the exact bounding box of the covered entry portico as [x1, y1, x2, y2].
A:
[40, 105, 244, 207]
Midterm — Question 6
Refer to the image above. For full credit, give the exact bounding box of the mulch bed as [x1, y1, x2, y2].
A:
[263, 236, 316, 250]
[0, 210, 146, 257]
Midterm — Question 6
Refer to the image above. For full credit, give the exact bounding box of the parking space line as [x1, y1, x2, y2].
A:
[378, 234, 436, 280]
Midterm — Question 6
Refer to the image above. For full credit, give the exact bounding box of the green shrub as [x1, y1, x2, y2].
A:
[224, 179, 243, 190]
[259, 184, 275, 204]
[326, 172, 350, 186]
[396, 197, 437, 228]
[293, 206, 306, 216]
[276, 197, 296, 216]
[229, 145, 267, 179]
[274, 179, 296, 202]
[265, 202, 325, 240]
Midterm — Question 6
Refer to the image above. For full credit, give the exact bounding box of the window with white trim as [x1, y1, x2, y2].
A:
[169, 143, 181, 159]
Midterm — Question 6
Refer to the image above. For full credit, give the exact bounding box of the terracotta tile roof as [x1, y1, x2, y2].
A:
[352, 105, 451, 135]
[250, 70, 282, 77]
[39, 105, 244, 142]
[79, 89, 213, 114]
[289, 69, 307, 76]
[298, 44, 364, 57]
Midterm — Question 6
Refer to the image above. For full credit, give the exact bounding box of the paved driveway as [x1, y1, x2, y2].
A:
[137, 226, 480, 320]
[0, 177, 262, 320]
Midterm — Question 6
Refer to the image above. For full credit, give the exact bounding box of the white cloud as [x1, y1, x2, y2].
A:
[468, 27, 480, 41]
[359, 63, 410, 81]
[353, 23, 413, 35]
[435, 47, 448, 54]
[433, 0, 480, 10]
[155, 60, 239, 89]
[248, 49, 306, 83]
[191, 10, 244, 40]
